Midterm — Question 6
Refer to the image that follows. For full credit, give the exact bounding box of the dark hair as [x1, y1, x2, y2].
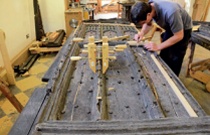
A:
[130, 2, 152, 24]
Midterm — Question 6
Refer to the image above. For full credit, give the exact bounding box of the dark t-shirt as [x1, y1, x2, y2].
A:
[149, 0, 192, 33]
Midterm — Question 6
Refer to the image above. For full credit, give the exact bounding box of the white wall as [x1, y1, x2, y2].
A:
[0, 0, 65, 67]
[0, 0, 35, 66]
[38, 0, 65, 33]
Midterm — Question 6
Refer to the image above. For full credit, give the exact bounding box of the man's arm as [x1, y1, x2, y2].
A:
[134, 22, 153, 42]
[139, 22, 153, 36]
[159, 29, 184, 50]
[144, 29, 184, 51]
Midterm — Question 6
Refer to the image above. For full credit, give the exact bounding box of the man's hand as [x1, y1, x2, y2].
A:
[134, 32, 144, 42]
[144, 42, 161, 51]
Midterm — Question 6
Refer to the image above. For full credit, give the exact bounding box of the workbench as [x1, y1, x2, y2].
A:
[187, 22, 210, 92]
[9, 19, 210, 135]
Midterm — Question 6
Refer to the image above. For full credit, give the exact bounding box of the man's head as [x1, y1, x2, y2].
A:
[130, 2, 152, 25]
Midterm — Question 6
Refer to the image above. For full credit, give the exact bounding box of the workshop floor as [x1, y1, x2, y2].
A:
[0, 24, 210, 135]
[0, 53, 57, 135]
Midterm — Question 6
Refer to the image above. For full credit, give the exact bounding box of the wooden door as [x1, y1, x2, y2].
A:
[192, 0, 210, 21]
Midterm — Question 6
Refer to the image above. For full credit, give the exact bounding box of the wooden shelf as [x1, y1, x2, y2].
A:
[65, 8, 83, 37]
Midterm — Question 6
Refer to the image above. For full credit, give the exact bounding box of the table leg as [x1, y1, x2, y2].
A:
[186, 41, 196, 77]
[0, 81, 23, 113]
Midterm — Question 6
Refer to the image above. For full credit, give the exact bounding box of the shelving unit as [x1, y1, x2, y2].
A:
[64, 0, 84, 37]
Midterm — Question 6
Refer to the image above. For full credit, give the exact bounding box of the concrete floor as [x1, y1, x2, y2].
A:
[0, 17, 210, 134]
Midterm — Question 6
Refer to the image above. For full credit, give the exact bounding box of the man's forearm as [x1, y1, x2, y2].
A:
[139, 23, 151, 35]
[159, 34, 183, 50]
[159, 30, 184, 50]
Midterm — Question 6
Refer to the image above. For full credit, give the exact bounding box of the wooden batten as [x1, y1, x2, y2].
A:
[0, 81, 23, 113]
[0, 29, 16, 85]
[0, 39, 35, 97]
[11, 40, 35, 67]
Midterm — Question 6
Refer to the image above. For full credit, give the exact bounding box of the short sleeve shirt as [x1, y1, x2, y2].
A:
[149, 0, 192, 33]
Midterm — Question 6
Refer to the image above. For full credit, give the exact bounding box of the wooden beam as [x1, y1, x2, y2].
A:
[29, 46, 61, 54]
[102, 36, 109, 74]
[127, 36, 152, 46]
[151, 54, 198, 117]
[190, 71, 210, 84]
[190, 71, 210, 92]
[88, 36, 96, 73]
[186, 41, 196, 77]
[190, 58, 210, 72]
[0, 81, 23, 113]
[0, 29, 16, 85]
[95, 35, 129, 44]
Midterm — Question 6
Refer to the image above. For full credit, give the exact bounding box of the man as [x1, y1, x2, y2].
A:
[130, 0, 192, 76]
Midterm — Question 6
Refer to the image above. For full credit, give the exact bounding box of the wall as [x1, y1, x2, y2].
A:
[0, 0, 35, 66]
[38, 0, 65, 33]
[0, 0, 65, 67]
